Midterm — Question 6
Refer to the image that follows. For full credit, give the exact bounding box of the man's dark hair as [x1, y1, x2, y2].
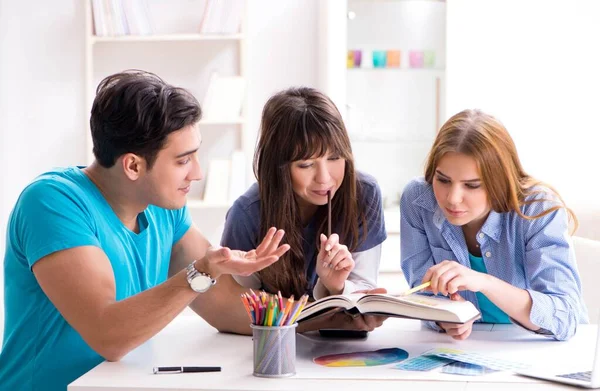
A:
[90, 70, 202, 169]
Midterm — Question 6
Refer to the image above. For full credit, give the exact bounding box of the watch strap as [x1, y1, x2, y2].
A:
[186, 261, 216, 290]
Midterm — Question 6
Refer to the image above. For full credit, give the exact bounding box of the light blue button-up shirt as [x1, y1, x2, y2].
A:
[400, 177, 588, 341]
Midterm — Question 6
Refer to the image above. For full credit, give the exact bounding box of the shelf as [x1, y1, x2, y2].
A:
[349, 134, 433, 144]
[199, 118, 245, 125]
[347, 67, 444, 72]
[90, 33, 244, 44]
[186, 199, 231, 209]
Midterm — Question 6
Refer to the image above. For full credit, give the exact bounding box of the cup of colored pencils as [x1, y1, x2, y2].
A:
[240, 290, 309, 377]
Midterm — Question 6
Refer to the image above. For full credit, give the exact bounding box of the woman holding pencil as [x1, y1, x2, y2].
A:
[195, 87, 387, 335]
[401, 109, 588, 341]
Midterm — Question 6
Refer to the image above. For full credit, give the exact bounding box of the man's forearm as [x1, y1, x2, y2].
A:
[189, 274, 253, 335]
[94, 270, 197, 361]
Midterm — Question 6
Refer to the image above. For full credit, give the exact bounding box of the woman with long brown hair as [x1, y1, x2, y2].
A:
[401, 109, 587, 341]
[219, 87, 387, 324]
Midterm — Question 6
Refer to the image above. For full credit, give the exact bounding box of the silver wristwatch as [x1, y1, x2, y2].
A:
[186, 260, 216, 293]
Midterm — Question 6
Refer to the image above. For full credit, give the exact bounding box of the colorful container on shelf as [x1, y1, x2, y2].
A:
[347, 50, 363, 68]
[409, 50, 424, 68]
[347, 50, 355, 68]
[423, 50, 436, 68]
[372, 50, 387, 68]
[386, 50, 401, 67]
[347, 49, 435, 69]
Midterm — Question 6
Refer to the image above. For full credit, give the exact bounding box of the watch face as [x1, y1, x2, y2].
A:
[191, 274, 213, 292]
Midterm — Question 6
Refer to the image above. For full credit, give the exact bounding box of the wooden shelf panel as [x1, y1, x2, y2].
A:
[186, 199, 231, 209]
[199, 118, 245, 125]
[90, 34, 244, 44]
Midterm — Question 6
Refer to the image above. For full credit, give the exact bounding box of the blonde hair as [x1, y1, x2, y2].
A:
[424, 109, 577, 232]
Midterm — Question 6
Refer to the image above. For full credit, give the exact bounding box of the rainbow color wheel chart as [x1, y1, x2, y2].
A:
[314, 348, 409, 367]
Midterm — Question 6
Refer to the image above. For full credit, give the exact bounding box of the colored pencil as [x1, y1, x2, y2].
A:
[401, 281, 431, 296]
[327, 190, 331, 238]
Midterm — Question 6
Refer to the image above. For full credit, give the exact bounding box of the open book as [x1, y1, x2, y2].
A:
[297, 293, 481, 324]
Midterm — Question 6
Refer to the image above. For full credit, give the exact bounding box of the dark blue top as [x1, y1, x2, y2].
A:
[220, 171, 387, 292]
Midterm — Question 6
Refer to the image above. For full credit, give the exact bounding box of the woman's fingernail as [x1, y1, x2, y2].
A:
[325, 245, 331, 251]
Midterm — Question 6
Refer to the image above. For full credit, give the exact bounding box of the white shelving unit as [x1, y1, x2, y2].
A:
[318, 0, 446, 278]
[83, 0, 247, 244]
[90, 33, 244, 43]
[83, 0, 247, 221]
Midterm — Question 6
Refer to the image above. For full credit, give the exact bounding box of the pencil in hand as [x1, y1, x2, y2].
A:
[326, 190, 332, 261]
[401, 281, 431, 296]
[327, 190, 331, 238]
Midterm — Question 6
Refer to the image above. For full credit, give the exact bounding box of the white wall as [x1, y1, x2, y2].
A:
[0, 0, 319, 346]
[245, 0, 319, 158]
[446, 1, 600, 223]
[0, 0, 88, 345]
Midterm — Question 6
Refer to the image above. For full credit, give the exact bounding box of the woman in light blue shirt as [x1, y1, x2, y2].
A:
[401, 109, 587, 341]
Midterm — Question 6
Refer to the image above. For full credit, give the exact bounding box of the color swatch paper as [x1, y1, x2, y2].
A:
[441, 361, 498, 376]
[393, 355, 454, 371]
[314, 348, 408, 367]
[425, 348, 529, 371]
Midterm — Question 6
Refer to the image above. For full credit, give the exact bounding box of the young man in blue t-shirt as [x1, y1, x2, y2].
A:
[0, 70, 290, 391]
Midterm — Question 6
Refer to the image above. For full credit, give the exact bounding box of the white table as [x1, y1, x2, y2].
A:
[69, 315, 596, 390]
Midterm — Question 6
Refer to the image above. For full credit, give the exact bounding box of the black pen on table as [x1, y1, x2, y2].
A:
[153, 366, 221, 374]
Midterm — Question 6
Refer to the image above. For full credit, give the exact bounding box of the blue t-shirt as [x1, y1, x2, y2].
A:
[0, 167, 192, 391]
[220, 171, 387, 292]
[468, 253, 510, 324]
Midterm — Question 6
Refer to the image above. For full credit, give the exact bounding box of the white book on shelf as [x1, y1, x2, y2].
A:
[107, 0, 125, 36]
[202, 73, 245, 121]
[228, 151, 246, 203]
[206, 0, 223, 33]
[203, 159, 231, 204]
[91, 0, 107, 36]
[223, 0, 245, 34]
[103, 0, 126, 36]
[122, 0, 138, 35]
[113, 0, 129, 35]
[139, 0, 153, 35]
[122, 0, 152, 35]
[102, 0, 115, 36]
[199, 0, 216, 33]
[200, 0, 244, 34]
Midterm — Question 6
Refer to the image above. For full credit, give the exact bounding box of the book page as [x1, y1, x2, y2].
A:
[297, 294, 362, 322]
[356, 294, 480, 323]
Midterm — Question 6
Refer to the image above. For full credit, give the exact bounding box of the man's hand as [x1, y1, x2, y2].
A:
[436, 293, 476, 340]
[315, 233, 355, 294]
[197, 227, 290, 279]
